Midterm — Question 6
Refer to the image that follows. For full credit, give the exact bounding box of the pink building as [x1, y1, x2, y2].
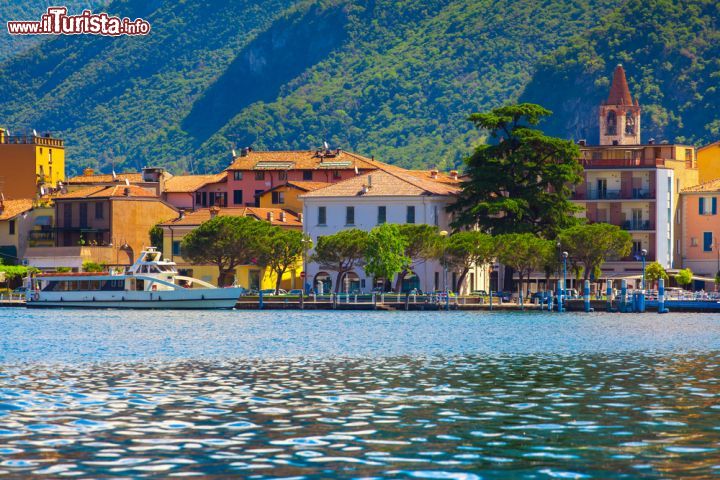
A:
[162, 173, 227, 210]
[224, 148, 379, 207]
[680, 181, 720, 289]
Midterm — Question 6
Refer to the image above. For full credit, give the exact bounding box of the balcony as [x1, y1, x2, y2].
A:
[0, 134, 63, 147]
[574, 188, 653, 201]
[581, 157, 666, 169]
[28, 230, 55, 247]
[622, 220, 654, 231]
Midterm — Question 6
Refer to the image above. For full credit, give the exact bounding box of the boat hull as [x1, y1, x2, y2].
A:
[27, 288, 242, 310]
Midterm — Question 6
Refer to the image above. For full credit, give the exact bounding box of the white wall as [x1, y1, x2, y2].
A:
[655, 169, 673, 268]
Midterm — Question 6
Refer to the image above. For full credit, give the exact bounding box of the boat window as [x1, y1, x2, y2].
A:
[136, 279, 145, 291]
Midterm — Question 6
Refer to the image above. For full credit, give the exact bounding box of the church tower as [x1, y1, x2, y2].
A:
[599, 64, 641, 145]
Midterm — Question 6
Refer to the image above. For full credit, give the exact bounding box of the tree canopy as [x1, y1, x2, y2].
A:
[312, 229, 369, 293]
[558, 223, 633, 281]
[393, 224, 441, 292]
[495, 233, 554, 302]
[256, 228, 308, 294]
[364, 224, 410, 289]
[444, 231, 495, 294]
[449, 103, 583, 238]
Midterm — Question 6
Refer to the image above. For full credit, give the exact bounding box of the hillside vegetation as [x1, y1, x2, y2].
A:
[2, 0, 718, 175]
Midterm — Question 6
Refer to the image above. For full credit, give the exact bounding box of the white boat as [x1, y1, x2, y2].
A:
[26, 247, 242, 309]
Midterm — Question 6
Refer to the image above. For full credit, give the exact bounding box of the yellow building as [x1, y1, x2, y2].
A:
[258, 181, 331, 214]
[698, 141, 720, 184]
[0, 129, 65, 199]
[159, 206, 303, 289]
[0, 199, 55, 264]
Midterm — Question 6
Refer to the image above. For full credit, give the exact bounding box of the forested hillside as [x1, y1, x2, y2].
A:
[0, 0, 717, 175]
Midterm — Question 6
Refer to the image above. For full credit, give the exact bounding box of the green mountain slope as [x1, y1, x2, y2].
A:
[0, 2, 107, 61]
[520, 0, 720, 145]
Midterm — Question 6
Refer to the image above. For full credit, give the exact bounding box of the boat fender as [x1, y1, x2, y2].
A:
[202, 294, 205, 300]
[158, 296, 161, 301]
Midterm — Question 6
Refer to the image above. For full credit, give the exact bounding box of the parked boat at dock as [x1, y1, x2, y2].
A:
[26, 247, 242, 309]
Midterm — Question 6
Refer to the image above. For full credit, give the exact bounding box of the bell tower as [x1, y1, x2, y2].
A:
[599, 64, 641, 145]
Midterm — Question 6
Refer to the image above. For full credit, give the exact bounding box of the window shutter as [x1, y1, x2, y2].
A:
[699, 197, 705, 215]
[713, 197, 717, 215]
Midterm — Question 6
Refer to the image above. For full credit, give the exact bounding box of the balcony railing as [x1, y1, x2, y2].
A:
[0, 134, 63, 147]
[622, 220, 654, 231]
[28, 230, 55, 247]
[574, 188, 654, 200]
[581, 157, 666, 168]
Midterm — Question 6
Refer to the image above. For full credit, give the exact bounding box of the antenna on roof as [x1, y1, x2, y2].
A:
[32, 129, 37, 137]
[125, 178, 130, 186]
[324, 141, 329, 150]
[112, 169, 118, 181]
[354, 165, 359, 175]
[232, 148, 237, 157]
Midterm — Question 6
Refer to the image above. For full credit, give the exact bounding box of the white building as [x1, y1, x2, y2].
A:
[300, 167, 489, 294]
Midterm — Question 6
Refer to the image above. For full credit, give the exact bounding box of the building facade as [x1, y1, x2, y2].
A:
[679, 181, 720, 289]
[258, 181, 330, 214]
[697, 141, 720, 184]
[301, 169, 489, 294]
[0, 129, 65, 199]
[572, 65, 698, 278]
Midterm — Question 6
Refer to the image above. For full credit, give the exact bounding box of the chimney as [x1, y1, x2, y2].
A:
[298, 212, 303, 223]
[280, 211, 286, 222]
[430, 169, 438, 179]
[577, 139, 587, 146]
[123, 187, 131, 196]
[648, 138, 655, 145]
[209, 206, 220, 218]
[367, 175, 372, 187]
[361, 185, 368, 194]
[240, 147, 250, 157]
[178, 209, 185, 220]
[83, 168, 94, 176]
[267, 211, 274, 222]
[450, 170, 458, 180]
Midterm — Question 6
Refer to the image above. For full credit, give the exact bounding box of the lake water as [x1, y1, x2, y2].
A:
[1, 309, 720, 478]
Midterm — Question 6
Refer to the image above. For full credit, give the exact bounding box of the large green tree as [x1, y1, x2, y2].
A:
[495, 233, 555, 303]
[558, 223, 632, 281]
[256, 227, 308, 294]
[181, 216, 264, 286]
[450, 103, 583, 237]
[645, 261, 669, 289]
[312, 229, 369, 293]
[365, 224, 410, 291]
[393, 224, 442, 293]
[444, 231, 495, 294]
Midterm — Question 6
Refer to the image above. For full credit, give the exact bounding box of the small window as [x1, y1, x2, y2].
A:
[433, 205, 439, 226]
[346, 206, 355, 225]
[8, 220, 15, 235]
[278, 171, 287, 181]
[318, 206, 327, 225]
[233, 190, 243, 205]
[254, 190, 263, 207]
[272, 191, 285, 205]
[377, 206, 386, 224]
[95, 202, 104, 219]
[303, 171, 313, 181]
[233, 171, 243, 181]
[406, 206, 416, 224]
[704, 232, 713, 252]
[699, 197, 717, 215]
[172, 240, 182, 256]
[691, 237, 698, 247]
[255, 171, 265, 181]
[333, 170, 341, 179]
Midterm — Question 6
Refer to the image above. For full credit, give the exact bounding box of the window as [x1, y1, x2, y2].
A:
[406, 206, 416, 224]
[255, 171, 265, 181]
[278, 171, 287, 181]
[704, 232, 713, 252]
[95, 202, 104, 219]
[377, 206, 386, 224]
[254, 190, 263, 207]
[8, 220, 15, 235]
[333, 170, 341, 179]
[433, 205, 439, 226]
[233, 190, 243, 205]
[605, 110, 617, 135]
[318, 206, 327, 225]
[303, 171, 313, 181]
[346, 206, 355, 225]
[172, 240, 182, 256]
[691, 237, 698, 247]
[699, 197, 717, 215]
[272, 191, 285, 205]
[79, 203, 88, 228]
[63, 203, 72, 227]
[434, 272, 440, 291]
[632, 240, 642, 255]
[233, 171, 243, 181]
[685, 149, 693, 162]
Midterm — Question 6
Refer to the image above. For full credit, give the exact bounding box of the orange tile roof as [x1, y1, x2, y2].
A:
[55, 185, 159, 200]
[682, 179, 720, 193]
[164, 172, 227, 193]
[66, 172, 145, 184]
[0, 199, 33, 221]
[301, 168, 460, 198]
[227, 149, 378, 171]
[606, 64, 635, 106]
[264, 181, 333, 193]
[159, 207, 302, 228]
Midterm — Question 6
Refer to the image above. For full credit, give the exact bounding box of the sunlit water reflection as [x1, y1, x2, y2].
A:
[1, 309, 720, 478]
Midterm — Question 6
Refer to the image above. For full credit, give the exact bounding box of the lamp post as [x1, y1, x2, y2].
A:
[714, 237, 720, 291]
[640, 248, 647, 291]
[301, 237, 311, 294]
[562, 251, 568, 306]
[440, 230, 449, 310]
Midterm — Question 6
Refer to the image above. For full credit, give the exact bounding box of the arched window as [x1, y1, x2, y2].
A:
[605, 110, 617, 135]
[625, 111, 635, 135]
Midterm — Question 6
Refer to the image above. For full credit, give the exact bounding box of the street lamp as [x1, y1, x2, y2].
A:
[440, 230, 449, 310]
[301, 237, 311, 294]
[640, 248, 648, 291]
[562, 251, 569, 305]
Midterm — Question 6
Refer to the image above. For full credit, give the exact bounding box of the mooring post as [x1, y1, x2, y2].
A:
[489, 291, 493, 311]
[584, 280, 592, 313]
[557, 279, 564, 312]
[258, 291, 264, 310]
[547, 291, 553, 311]
[606, 279, 612, 312]
[658, 278, 669, 314]
[620, 279, 627, 312]
[300, 291, 304, 310]
[405, 293, 410, 311]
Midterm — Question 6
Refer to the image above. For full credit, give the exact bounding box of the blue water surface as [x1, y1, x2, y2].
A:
[0, 309, 719, 479]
